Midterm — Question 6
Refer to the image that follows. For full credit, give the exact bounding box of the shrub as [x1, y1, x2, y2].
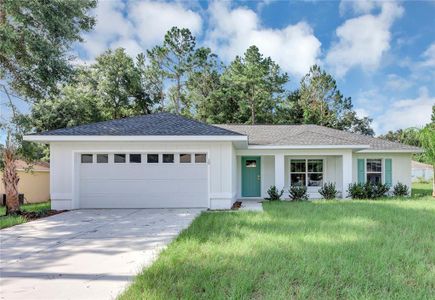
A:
[265, 185, 284, 201]
[289, 186, 308, 201]
[347, 182, 390, 199]
[347, 183, 366, 199]
[370, 183, 390, 198]
[392, 182, 409, 197]
[318, 182, 338, 199]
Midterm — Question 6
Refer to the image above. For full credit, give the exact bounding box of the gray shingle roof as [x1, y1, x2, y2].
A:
[33, 113, 243, 136]
[215, 124, 421, 151]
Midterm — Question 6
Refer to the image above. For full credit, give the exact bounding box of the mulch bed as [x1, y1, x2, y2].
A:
[231, 201, 242, 210]
[20, 210, 66, 221]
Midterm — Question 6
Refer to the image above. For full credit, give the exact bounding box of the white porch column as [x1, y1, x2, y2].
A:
[274, 154, 285, 192]
[342, 151, 352, 198]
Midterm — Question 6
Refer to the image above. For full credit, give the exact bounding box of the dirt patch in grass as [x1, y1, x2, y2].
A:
[20, 209, 66, 221]
[231, 201, 242, 210]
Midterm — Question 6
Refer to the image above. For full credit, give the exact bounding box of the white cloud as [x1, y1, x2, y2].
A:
[339, 0, 377, 15]
[374, 87, 435, 133]
[326, 2, 404, 77]
[205, 2, 321, 76]
[81, 1, 135, 59]
[385, 74, 413, 91]
[129, 1, 202, 48]
[421, 43, 435, 67]
[79, 1, 202, 62]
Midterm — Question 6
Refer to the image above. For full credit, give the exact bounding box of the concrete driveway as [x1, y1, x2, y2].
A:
[0, 209, 202, 300]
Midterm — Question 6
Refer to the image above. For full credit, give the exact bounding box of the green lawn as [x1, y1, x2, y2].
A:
[120, 187, 434, 299]
[412, 182, 433, 197]
[0, 201, 51, 229]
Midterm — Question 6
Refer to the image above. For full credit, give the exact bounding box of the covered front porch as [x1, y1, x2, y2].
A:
[236, 149, 353, 200]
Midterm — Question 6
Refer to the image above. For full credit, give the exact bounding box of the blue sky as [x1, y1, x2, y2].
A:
[2, 0, 435, 136]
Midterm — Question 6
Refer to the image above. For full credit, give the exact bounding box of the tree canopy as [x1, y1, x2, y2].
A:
[0, 0, 96, 100]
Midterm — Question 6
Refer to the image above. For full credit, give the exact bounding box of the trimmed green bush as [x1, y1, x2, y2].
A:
[392, 182, 409, 197]
[289, 186, 308, 201]
[318, 182, 338, 199]
[265, 185, 284, 201]
[347, 182, 390, 199]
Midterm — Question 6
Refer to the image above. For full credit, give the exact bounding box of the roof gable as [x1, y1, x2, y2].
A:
[32, 113, 243, 136]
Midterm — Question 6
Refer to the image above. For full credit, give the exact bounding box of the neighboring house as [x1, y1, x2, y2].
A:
[0, 160, 50, 204]
[24, 113, 421, 210]
[411, 160, 433, 182]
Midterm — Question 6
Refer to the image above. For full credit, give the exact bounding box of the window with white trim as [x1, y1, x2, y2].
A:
[114, 154, 126, 163]
[81, 154, 93, 163]
[162, 154, 174, 163]
[96, 154, 108, 163]
[129, 154, 141, 163]
[179, 154, 191, 163]
[366, 159, 382, 184]
[147, 154, 159, 163]
[290, 159, 324, 187]
[195, 153, 207, 163]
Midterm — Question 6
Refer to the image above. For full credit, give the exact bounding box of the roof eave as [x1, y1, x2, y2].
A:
[357, 149, 423, 153]
[23, 135, 248, 143]
[247, 144, 371, 150]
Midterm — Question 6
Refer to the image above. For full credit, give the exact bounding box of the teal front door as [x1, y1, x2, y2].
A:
[242, 156, 261, 197]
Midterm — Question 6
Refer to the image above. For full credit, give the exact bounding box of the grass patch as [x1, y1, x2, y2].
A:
[120, 195, 434, 299]
[0, 202, 51, 229]
[412, 182, 433, 197]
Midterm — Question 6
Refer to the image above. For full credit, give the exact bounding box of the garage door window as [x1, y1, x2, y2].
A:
[163, 154, 174, 163]
[147, 154, 159, 163]
[96, 154, 108, 163]
[114, 154, 126, 163]
[81, 154, 93, 163]
[195, 153, 207, 163]
[180, 153, 191, 163]
[129, 154, 141, 163]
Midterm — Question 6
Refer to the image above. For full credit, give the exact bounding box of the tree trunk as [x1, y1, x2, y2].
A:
[175, 76, 181, 114]
[251, 101, 255, 125]
[2, 146, 20, 215]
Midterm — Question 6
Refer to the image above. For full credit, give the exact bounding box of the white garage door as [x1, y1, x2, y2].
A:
[78, 153, 208, 208]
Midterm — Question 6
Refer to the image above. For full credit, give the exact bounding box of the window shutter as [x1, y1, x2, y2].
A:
[385, 159, 392, 187]
[357, 159, 365, 184]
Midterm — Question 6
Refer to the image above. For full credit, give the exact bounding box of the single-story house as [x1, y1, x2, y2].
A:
[0, 160, 50, 204]
[411, 160, 434, 182]
[24, 113, 421, 210]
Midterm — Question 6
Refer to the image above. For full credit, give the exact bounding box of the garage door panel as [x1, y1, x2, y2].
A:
[80, 165, 207, 180]
[80, 178, 207, 194]
[79, 157, 208, 208]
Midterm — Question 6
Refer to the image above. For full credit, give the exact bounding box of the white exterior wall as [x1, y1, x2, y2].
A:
[50, 141, 235, 210]
[352, 153, 412, 189]
[235, 149, 351, 199]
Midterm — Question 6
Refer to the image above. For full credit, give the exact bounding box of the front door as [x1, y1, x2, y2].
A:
[242, 156, 261, 197]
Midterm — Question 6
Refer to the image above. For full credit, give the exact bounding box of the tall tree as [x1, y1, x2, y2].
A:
[0, 0, 96, 100]
[147, 27, 214, 114]
[379, 128, 421, 147]
[186, 48, 221, 121]
[30, 68, 104, 132]
[2, 137, 20, 214]
[299, 65, 374, 135]
[30, 48, 158, 131]
[208, 46, 288, 124]
[137, 53, 165, 111]
[0, 0, 96, 215]
[93, 48, 143, 119]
